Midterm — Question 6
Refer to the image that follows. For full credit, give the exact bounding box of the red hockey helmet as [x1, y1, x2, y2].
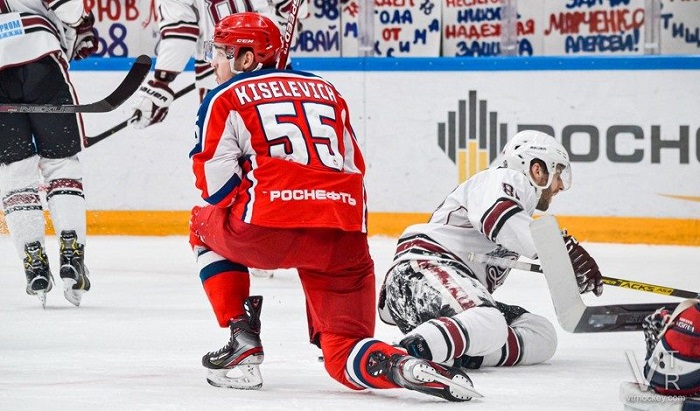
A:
[212, 13, 282, 68]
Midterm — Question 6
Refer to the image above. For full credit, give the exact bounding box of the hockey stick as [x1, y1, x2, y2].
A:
[0, 55, 152, 114]
[276, 0, 301, 69]
[530, 215, 679, 333]
[85, 82, 196, 148]
[466, 252, 700, 299]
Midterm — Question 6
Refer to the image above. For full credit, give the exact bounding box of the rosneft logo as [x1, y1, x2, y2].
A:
[436, 90, 510, 183]
[437, 90, 700, 188]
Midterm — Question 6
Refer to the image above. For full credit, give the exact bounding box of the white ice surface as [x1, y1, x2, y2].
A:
[0, 235, 698, 411]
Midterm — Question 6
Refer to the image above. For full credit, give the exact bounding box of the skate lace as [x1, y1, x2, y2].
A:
[24, 246, 48, 273]
[208, 337, 236, 357]
[61, 238, 83, 261]
[206, 321, 247, 357]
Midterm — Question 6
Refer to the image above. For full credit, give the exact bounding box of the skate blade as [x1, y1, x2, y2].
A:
[61, 278, 85, 307]
[36, 290, 48, 309]
[249, 269, 274, 279]
[206, 365, 262, 390]
[414, 364, 483, 400]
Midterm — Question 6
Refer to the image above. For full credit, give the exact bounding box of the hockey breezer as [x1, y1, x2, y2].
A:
[530, 216, 679, 333]
[0, 55, 152, 114]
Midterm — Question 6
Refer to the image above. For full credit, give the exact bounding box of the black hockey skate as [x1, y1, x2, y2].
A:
[24, 241, 54, 308]
[203, 296, 264, 389]
[59, 230, 90, 307]
[366, 351, 482, 402]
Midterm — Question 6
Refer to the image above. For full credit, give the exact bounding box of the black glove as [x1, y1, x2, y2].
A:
[642, 307, 671, 360]
[71, 12, 98, 61]
[563, 233, 603, 296]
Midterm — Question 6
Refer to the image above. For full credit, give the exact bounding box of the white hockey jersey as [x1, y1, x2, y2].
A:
[392, 167, 541, 293]
[154, 0, 274, 90]
[0, 0, 84, 70]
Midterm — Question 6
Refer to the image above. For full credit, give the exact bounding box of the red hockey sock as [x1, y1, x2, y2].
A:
[202, 271, 250, 327]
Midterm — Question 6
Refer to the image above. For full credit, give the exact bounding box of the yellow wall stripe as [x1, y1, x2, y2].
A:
[368, 213, 699, 246]
[1, 211, 698, 246]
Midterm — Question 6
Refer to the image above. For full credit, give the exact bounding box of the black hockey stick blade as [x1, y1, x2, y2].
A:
[531, 215, 681, 333]
[86, 82, 196, 147]
[568, 301, 680, 333]
[0, 55, 152, 114]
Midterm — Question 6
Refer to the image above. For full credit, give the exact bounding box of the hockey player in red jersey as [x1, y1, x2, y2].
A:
[379, 131, 604, 370]
[0, 0, 97, 307]
[187, 13, 480, 401]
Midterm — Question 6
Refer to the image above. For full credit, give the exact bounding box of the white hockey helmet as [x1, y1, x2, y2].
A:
[502, 131, 571, 196]
[502, 130, 543, 158]
[491, 129, 545, 169]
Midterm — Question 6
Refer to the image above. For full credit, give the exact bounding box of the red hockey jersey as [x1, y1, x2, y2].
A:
[190, 69, 367, 232]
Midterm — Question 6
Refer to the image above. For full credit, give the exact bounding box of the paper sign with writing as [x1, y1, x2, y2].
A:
[441, 0, 544, 57]
[542, 0, 646, 55]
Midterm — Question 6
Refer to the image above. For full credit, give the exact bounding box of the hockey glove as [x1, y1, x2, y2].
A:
[131, 79, 175, 129]
[71, 12, 98, 61]
[563, 233, 604, 296]
[642, 307, 671, 360]
[188, 205, 207, 254]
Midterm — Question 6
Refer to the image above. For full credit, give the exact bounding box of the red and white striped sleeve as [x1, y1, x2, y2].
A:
[190, 86, 244, 207]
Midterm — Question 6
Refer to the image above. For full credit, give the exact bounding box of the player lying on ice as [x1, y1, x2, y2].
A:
[187, 12, 480, 402]
[378, 130, 605, 369]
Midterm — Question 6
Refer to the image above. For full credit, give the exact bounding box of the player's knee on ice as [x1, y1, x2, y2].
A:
[506, 313, 557, 365]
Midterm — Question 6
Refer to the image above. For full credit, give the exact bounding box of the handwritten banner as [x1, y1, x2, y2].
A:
[660, 0, 700, 54]
[290, 0, 341, 56]
[340, 0, 361, 56]
[372, 0, 442, 57]
[441, 0, 543, 57]
[543, 0, 646, 55]
[81, 0, 699, 58]
[84, 0, 159, 57]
